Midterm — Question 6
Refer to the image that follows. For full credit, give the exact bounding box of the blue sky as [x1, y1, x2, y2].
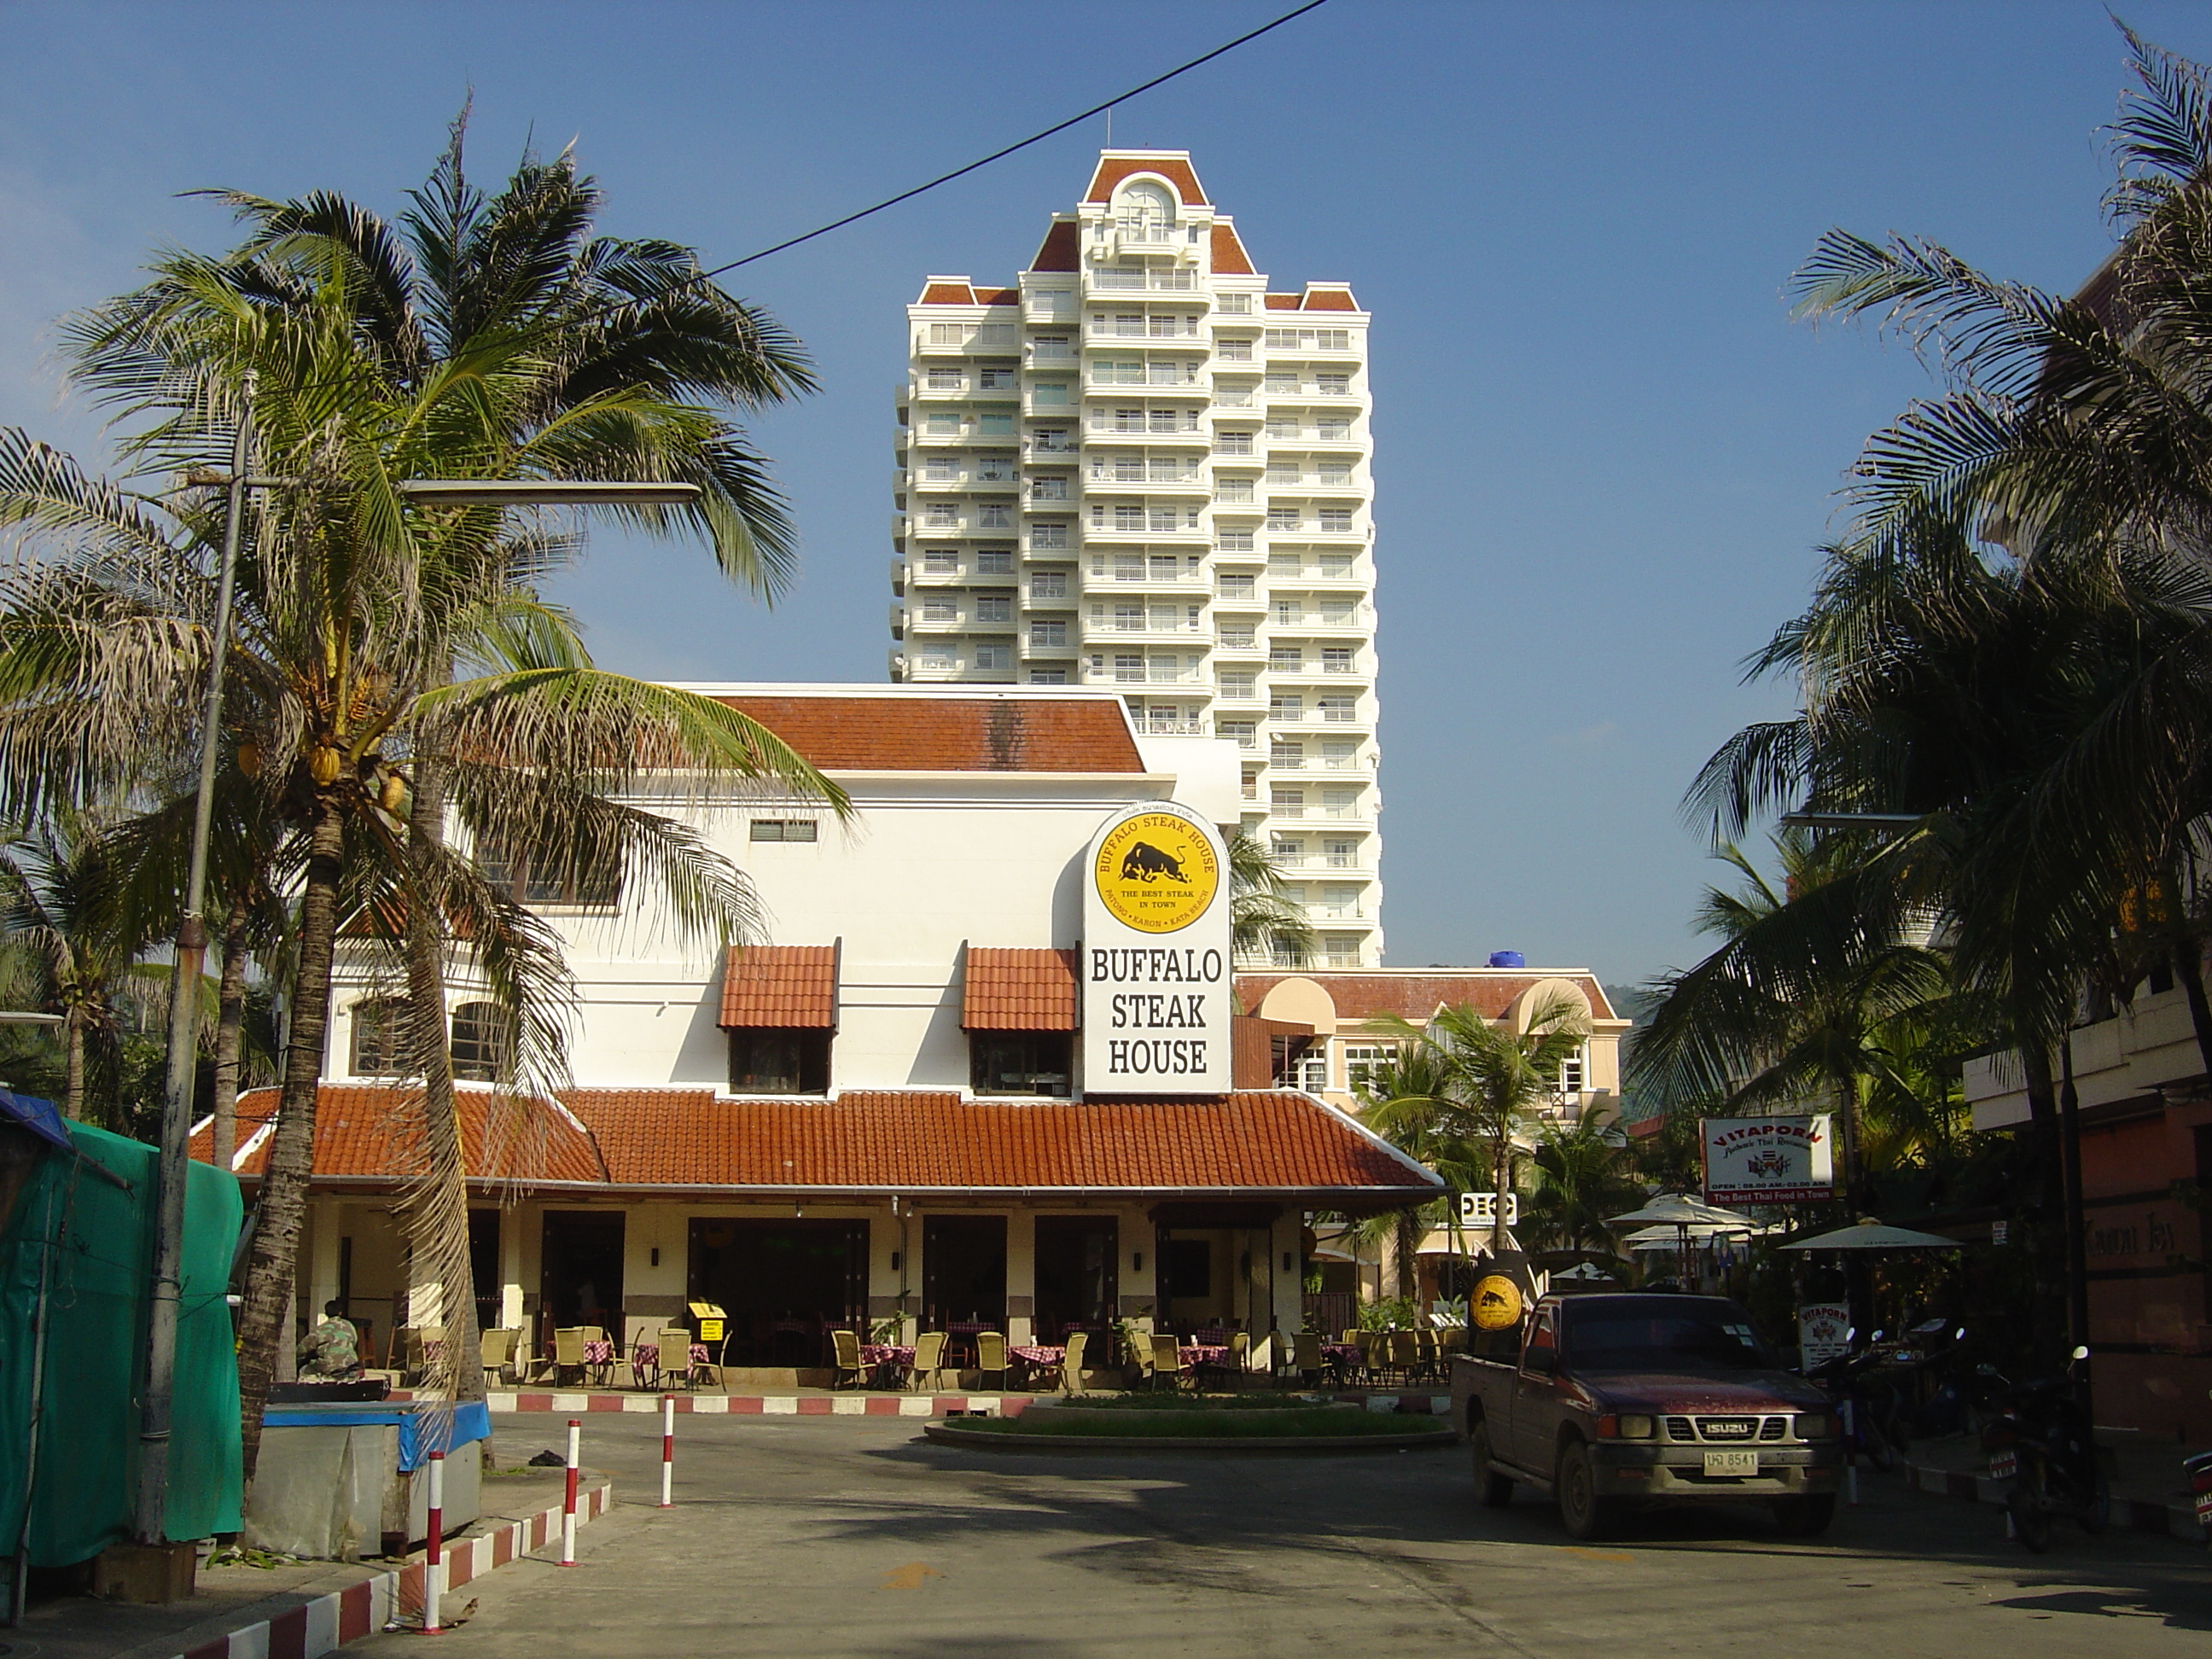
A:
[3, 1, 2205, 986]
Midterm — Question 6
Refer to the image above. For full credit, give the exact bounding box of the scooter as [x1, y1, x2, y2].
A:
[1809, 1330, 1905, 1472]
[1983, 1346, 2109, 1552]
[2185, 1447, 2212, 1545]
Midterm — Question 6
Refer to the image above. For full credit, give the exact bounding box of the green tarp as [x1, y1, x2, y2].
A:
[0, 1121, 243, 1564]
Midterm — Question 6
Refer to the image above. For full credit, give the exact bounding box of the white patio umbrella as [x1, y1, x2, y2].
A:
[1608, 1192, 1750, 1228]
[1782, 1220, 1961, 1251]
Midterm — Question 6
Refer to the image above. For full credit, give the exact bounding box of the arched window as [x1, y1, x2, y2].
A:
[450, 1001, 515, 1083]
[350, 998, 410, 1076]
[1115, 181, 1175, 240]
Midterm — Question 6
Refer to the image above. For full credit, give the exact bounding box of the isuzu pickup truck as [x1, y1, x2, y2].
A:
[1451, 1291, 1843, 1539]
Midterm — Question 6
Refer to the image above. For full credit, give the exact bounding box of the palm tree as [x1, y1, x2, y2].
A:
[1522, 1120, 1644, 1260]
[0, 810, 157, 1122]
[1343, 1044, 1476, 1300]
[1227, 830, 1318, 966]
[6, 125, 841, 1455]
[1367, 996, 1592, 1255]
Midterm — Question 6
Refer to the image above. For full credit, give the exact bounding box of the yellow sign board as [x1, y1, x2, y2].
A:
[1091, 811, 1220, 934]
[1471, 1274, 1524, 1331]
[689, 1301, 727, 1344]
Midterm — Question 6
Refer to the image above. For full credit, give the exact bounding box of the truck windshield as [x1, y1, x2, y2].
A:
[1567, 1312, 1773, 1371]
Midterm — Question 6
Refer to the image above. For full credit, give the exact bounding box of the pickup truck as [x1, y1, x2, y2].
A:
[1451, 1291, 1843, 1540]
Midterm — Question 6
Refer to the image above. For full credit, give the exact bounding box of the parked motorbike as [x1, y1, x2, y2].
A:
[1809, 1330, 1909, 1472]
[1983, 1346, 2109, 1552]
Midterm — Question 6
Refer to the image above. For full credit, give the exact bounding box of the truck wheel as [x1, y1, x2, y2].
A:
[1469, 1419, 1515, 1508]
[1556, 1440, 1622, 1541]
[1773, 1494, 1836, 1537]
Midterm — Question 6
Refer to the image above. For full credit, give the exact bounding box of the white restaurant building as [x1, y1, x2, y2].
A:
[203, 688, 1437, 1375]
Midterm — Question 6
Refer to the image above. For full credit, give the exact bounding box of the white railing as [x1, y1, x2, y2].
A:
[1090, 465, 1202, 485]
[1134, 718, 1208, 736]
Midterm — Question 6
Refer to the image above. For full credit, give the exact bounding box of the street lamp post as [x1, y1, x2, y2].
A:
[131, 467, 702, 1557]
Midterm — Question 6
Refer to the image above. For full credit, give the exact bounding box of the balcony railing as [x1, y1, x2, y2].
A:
[1089, 463, 1203, 486]
[1087, 267, 1199, 292]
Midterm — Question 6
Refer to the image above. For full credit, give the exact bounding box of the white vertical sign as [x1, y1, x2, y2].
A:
[1080, 801, 1233, 1093]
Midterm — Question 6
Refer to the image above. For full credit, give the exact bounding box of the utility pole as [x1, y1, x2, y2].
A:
[133, 385, 253, 1550]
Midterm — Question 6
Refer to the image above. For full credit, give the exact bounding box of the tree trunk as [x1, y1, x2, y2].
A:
[235, 797, 345, 1485]
[2019, 1039, 2065, 1367]
[62, 1006, 84, 1122]
[1491, 1134, 1511, 1257]
[399, 752, 485, 1404]
[2174, 942, 2212, 1086]
[211, 896, 250, 1173]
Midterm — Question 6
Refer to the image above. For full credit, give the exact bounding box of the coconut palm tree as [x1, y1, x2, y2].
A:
[1522, 1121, 1644, 1260]
[1227, 830, 1318, 966]
[1367, 996, 1591, 1256]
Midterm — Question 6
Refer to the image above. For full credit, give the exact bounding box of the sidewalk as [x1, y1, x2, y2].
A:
[1900, 1429, 2208, 1542]
[8, 1470, 608, 1659]
[463, 1385, 1458, 1417]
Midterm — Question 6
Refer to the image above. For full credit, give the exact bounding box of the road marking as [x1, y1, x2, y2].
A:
[880, 1563, 944, 1591]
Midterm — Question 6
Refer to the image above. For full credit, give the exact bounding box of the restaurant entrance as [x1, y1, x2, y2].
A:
[1033, 1215, 1117, 1339]
[539, 1210, 624, 1350]
[689, 1218, 868, 1366]
[922, 1214, 1007, 1329]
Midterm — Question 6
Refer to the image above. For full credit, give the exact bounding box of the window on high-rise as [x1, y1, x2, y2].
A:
[1274, 600, 1303, 626]
[1031, 334, 1072, 358]
[1220, 671, 1257, 699]
[1318, 509, 1353, 533]
[928, 323, 969, 347]
[1029, 667, 1067, 684]
[979, 414, 1015, 435]
[1031, 522, 1068, 548]
[1147, 507, 1179, 533]
[1114, 654, 1144, 683]
[923, 599, 958, 623]
[1266, 507, 1300, 531]
[1030, 475, 1068, 501]
[1030, 619, 1067, 647]
[1111, 504, 1144, 531]
[1268, 551, 1302, 575]
[1214, 430, 1254, 455]
[923, 550, 958, 575]
[1217, 340, 1252, 361]
[1317, 374, 1350, 396]
[1148, 409, 1185, 433]
[1319, 553, 1354, 578]
[979, 367, 1016, 391]
[975, 645, 1010, 671]
[1322, 740, 1357, 769]
[1271, 789, 1305, 818]
[1030, 571, 1067, 599]
[1214, 480, 1254, 504]
[1220, 720, 1256, 748]
[1217, 530, 1254, 552]
[1220, 624, 1255, 649]
[1325, 839, 1359, 868]
[1269, 692, 1303, 719]
[1218, 292, 1252, 314]
[925, 504, 959, 528]
[1318, 695, 1356, 722]
[1318, 463, 1353, 487]
[1265, 463, 1301, 484]
[1322, 647, 1356, 673]
[1032, 427, 1073, 453]
[1316, 417, 1350, 439]
[924, 457, 958, 481]
[927, 412, 959, 435]
[928, 368, 963, 390]
[1264, 417, 1297, 439]
[1030, 381, 1068, 406]
[1271, 741, 1304, 770]
[976, 596, 1013, 623]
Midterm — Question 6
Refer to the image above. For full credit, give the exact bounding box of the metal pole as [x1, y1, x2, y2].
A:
[659, 1395, 674, 1508]
[2058, 1035, 2092, 1406]
[133, 388, 253, 1545]
[560, 1419, 579, 1565]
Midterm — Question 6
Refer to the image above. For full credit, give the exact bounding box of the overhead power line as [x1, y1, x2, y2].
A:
[707, 0, 1332, 278]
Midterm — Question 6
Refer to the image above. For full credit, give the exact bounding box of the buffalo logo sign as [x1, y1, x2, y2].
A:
[1471, 1274, 1524, 1331]
[1092, 812, 1220, 935]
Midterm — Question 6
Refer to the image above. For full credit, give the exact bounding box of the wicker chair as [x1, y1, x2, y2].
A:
[831, 1328, 864, 1390]
[975, 1330, 1007, 1389]
[910, 1330, 950, 1392]
[1059, 1330, 1088, 1396]
[1150, 1334, 1189, 1393]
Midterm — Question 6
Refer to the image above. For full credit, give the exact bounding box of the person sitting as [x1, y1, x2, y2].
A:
[297, 1300, 363, 1381]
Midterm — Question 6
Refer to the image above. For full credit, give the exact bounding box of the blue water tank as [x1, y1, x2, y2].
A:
[1487, 951, 1526, 969]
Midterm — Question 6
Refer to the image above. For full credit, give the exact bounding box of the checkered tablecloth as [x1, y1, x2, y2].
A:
[630, 1342, 709, 1385]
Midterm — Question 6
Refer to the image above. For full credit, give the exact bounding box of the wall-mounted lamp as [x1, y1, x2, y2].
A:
[1132, 1251, 1144, 1273]
[890, 1251, 902, 1272]
[650, 1248, 661, 1267]
[1283, 1252, 1294, 1273]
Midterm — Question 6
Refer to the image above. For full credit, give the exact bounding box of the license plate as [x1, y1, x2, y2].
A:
[1703, 1450, 1758, 1476]
[2196, 1489, 2212, 1522]
[1989, 1452, 2017, 1481]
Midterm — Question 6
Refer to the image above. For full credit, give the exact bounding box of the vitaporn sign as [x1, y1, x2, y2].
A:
[1700, 1115, 1834, 1206]
[1080, 802, 1232, 1093]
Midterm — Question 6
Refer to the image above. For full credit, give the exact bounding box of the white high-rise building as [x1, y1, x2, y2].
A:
[888, 151, 1383, 968]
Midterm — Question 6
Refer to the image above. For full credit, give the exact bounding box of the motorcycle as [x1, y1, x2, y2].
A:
[2185, 1447, 2212, 1545]
[1983, 1346, 2109, 1552]
[1809, 1330, 1908, 1472]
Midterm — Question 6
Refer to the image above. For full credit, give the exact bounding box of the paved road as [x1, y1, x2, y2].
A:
[357, 1416, 2212, 1658]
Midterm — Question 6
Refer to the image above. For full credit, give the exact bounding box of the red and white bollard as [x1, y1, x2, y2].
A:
[423, 1448, 445, 1633]
[659, 1395, 675, 1508]
[560, 1418, 580, 1566]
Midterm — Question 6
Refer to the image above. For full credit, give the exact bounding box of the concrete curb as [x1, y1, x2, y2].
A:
[479, 1390, 1457, 1419]
[161, 1480, 609, 1659]
[1901, 1458, 2203, 1544]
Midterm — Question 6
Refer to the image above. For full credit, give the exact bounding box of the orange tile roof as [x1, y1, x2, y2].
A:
[977, 287, 1021, 305]
[1029, 220, 1080, 272]
[710, 694, 1142, 773]
[1236, 971, 1619, 1023]
[1302, 286, 1359, 311]
[1263, 294, 1301, 310]
[1084, 154, 1209, 207]
[918, 280, 976, 306]
[963, 947, 1078, 1031]
[720, 944, 838, 1029]
[205, 1086, 1440, 1202]
[1210, 224, 1254, 276]
[200, 1086, 607, 1185]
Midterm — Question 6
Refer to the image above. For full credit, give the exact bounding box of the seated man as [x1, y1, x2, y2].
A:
[297, 1300, 363, 1382]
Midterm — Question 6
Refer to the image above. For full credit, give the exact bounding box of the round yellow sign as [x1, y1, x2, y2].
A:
[1092, 811, 1220, 934]
[1471, 1274, 1524, 1331]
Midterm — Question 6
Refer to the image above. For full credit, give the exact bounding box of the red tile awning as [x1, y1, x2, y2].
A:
[963, 947, 1079, 1031]
[207, 1086, 1441, 1208]
[719, 944, 839, 1029]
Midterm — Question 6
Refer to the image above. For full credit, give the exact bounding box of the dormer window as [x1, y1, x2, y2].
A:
[1115, 181, 1175, 241]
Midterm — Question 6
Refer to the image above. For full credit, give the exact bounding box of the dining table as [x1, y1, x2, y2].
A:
[1008, 1343, 1064, 1386]
[629, 1342, 710, 1388]
[1179, 1345, 1231, 1368]
[858, 1342, 916, 1387]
